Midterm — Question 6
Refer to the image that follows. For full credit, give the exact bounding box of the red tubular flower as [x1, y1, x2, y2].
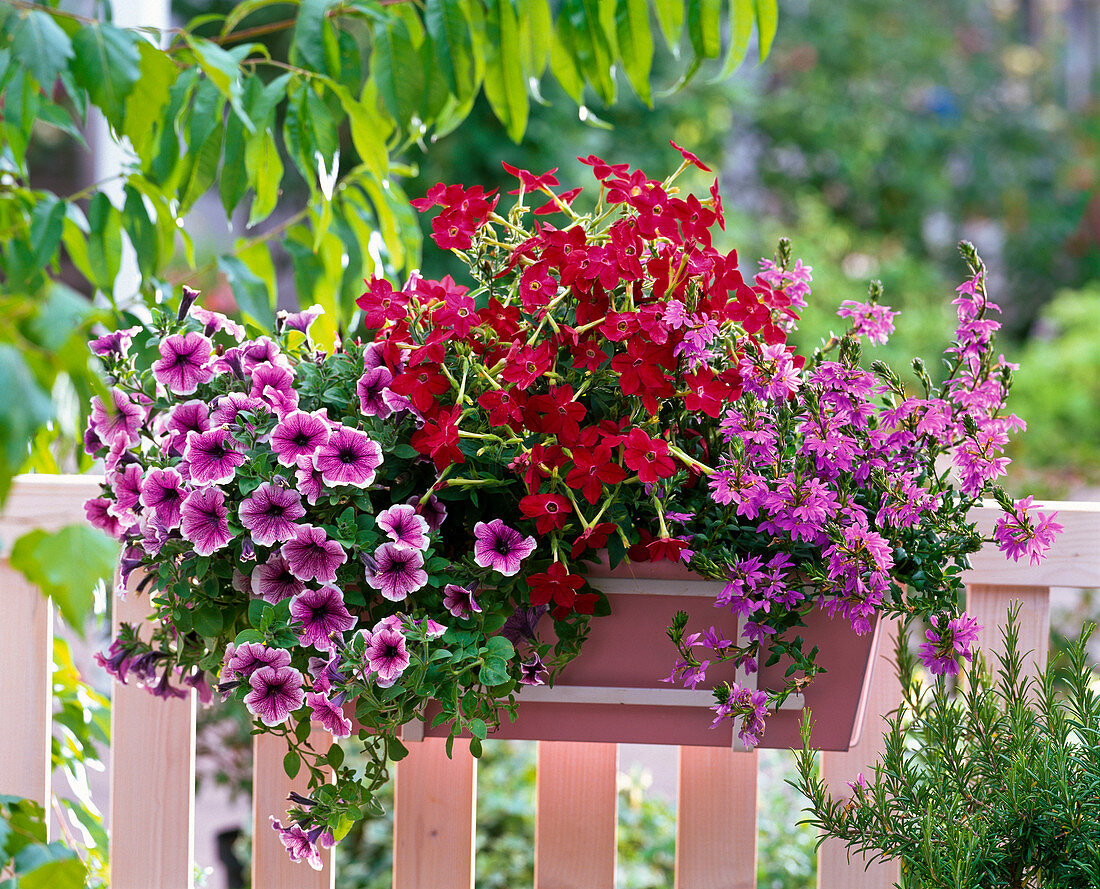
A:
[609, 339, 675, 414]
[431, 292, 478, 340]
[390, 364, 451, 413]
[500, 341, 555, 389]
[577, 154, 630, 180]
[478, 388, 526, 429]
[569, 522, 620, 558]
[503, 162, 560, 192]
[407, 329, 449, 366]
[519, 493, 573, 534]
[682, 368, 734, 418]
[564, 445, 626, 505]
[647, 536, 692, 563]
[621, 428, 677, 484]
[356, 278, 409, 329]
[569, 337, 607, 373]
[533, 187, 582, 215]
[478, 298, 522, 340]
[527, 562, 584, 610]
[520, 263, 558, 313]
[599, 312, 640, 342]
[410, 406, 464, 471]
[670, 140, 712, 172]
[524, 385, 586, 439]
[514, 444, 567, 494]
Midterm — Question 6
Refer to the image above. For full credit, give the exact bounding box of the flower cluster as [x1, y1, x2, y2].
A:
[86, 148, 1057, 859]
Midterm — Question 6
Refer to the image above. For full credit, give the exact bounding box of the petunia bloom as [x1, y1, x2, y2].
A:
[185, 428, 247, 486]
[238, 483, 306, 547]
[244, 665, 304, 726]
[250, 553, 306, 603]
[140, 467, 188, 529]
[179, 487, 233, 555]
[443, 583, 482, 618]
[305, 691, 352, 739]
[364, 624, 410, 685]
[314, 426, 383, 488]
[281, 525, 347, 584]
[270, 410, 331, 467]
[473, 519, 536, 576]
[290, 585, 356, 650]
[376, 504, 430, 551]
[365, 541, 428, 601]
[151, 332, 215, 395]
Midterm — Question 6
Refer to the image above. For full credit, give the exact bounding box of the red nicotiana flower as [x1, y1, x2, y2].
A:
[524, 385, 586, 439]
[532, 187, 582, 215]
[621, 428, 677, 484]
[411, 405, 464, 471]
[539, 225, 587, 269]
[609, 338, 675, 414]
[520, 493, 573, 534]
[478, 388, 526, 430]
[356, 278, 409, 329]
[564, 444, 626, 504]
[513, 443, 567, 494]
[527, 561, 584, 611]
[389, 364, 451, 414]
[605, 169, 659, 208]
[683, 368, 737, 418]
[608, 220, 644, 279]
[407, 329, 450, 365]
[599, 312, 640, 342]
[431, 292, 478, 341]
[569, 522, 620, 558]
[647, 536, 692, 563]
[519, 263, 558, 313]
[670, 140, 712, 172]
[577, 154, 630, 180]
[569, 336, 607, 373]
[500, 341, 555, 389]
[503, 161, 560, 192]
[478, 298, 522, 340]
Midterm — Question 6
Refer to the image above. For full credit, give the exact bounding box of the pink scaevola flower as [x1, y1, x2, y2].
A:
[295, 456, 325, 505]
[227, 642, 291, 680]
[210, 392, 266, 428]
[356, 365, 394, 418]
[185, 428, 246, 486]
[238, 483, 306, 547]
[314, 426, 383, 488]
[281, 525, 347, 584]
[270, 410, 331, 467]
[918, 613, 983, 676]
[473, 519, 536, 576]
[90, 387, 148, 448]
[180, 486, 233, 556]
[993, 497, 1063, 567]
[376, 504, 430, 550]
[290, 585, 356, 650]
[305, 691, 352, 739]
[139, 467, 187, 529]
[837, 299, 899, 346]
[365, 541, 428, 601]
[251, 553, 306, 603]
[364, 624, 410, 685]
[443, 583, 482, 618]
[244, 664, 304, 726]
[151, 332, 215, 395]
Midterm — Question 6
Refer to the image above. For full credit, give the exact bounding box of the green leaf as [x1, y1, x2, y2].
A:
[517, 0, 551, 79]
[326, 79, 390, 181]
[121, 185, 159, 281]
[426, 0, 476, 101]
[28, 195, 66, 276]
[715, 0, 753, 79]
[70, 22, 140, 129]
[482, 0, 528, 142]
[219, 110, 249, 217]
[652, 0, 684, 50]
[293, 0, 338, 75]
[86, 192, 122, 294]
[16, 850, 85, 889]
[327, 743, 345, 769]
[479, 656, 510, 686]
[11, 10, 73, 91]
[217, 254, 274, 328]
[0, 346, 53, 498]
[562, 0, 616, 105]
[183, 36, 254, 131]
[192, 604, 223, 638]
[9, 526, 118, 635]
[372, 17, 424, 131]
[616, 0, 654, 105]
[244, 129, 283, 227]
[180, 114, 224, 213]
[549, 15, 585, 103]
[686, 0, 721, 59]
[283, 750, 301, 779]
[752, 0, 777, 60]
[484, 635, 515, 660]
[468, 718, 487, 740]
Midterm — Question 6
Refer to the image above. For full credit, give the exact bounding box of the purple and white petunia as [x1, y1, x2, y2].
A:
[290, 585, 356, 650]
[243, 664, 304, 726]
[250, 553, 306, 603]
[227, 642, 292, 680]
[167, 400, 211, 449]
[179, 486, 233, 555]
[85, 496, 123, 539]
[184, 428, 247, 486]
[270, 410, 331, 467]
[356, 365, 394, 418]
[365, 541, 428, 601]
[314, 426, 383, 488]
[90, 387, 149, 448]
[473, 519, 536, 576]
[281, 525, 347, 584]
[106, 464, 144, 528]
[364, 624, 410, 686]
[270, 818, 326, 871]
[210, 391, 266, 428]
[376, 504, 430, 551]
[151, 332, 215, 395]
[294, 456, 325, 506]
[89, 325, 141, 358]
[443, 583, 482, 618]
[249, 361, 298, 415]
[191, 306, 246, 341]
[279, 304, 324, 337]
[238, 483, 306, 547]
[409, 494, 448, 532]
[305, 691, 352, 739]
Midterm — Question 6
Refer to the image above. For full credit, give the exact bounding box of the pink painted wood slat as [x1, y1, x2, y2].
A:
[393, 737, 477, 889]
[676, 747, 757, 889]
[252, 730, 335, 889]
[965, 585, 1051, 681]
[0, 562, 52, 809]
[817, 617, 904, 889]
[109, 572, 197, 889]
[534, 741, 617, 889]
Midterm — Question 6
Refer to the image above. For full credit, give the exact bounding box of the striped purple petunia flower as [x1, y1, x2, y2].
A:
[243, 664, 304, 726]
[85, 497, 123, 539]
[443, 583, 482, 618]
[295, 456, 325, 505]
[290, 584, 356, 650]
[270, 410, 331, 467]
[365, 541, 427, 601]
[180, 486, 233, 555]
[250, 553, 306, 603]
[356, 365, 394, 418]
[238, 483, 306, 547]
[473, 519, 536, 576]
[185, 428, 247, 486]
[106, 463, 144, 529]
[210, 391, 266, 428]
[305, 691, 352, 739]
[90, 387, 149, 448]
[227, 642, 291, 680]
[281, 525, 346, 584]
[364, 624, 410, 686]
[151, 332, 215, 395]
[279, 303, 324, 337]
[314, 426, 383, 488]
[376, 504, 430, 550]
[89, 325, 141, 358]
[249, 361, 299, 415]
[191, 306, 246, 341]
[166, 399, 211, 450]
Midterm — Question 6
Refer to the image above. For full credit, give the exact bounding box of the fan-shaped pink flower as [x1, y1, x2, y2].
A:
[238, 483, 306, 547]
[281, 525, 346, 584]
[180, 487, 232, 556]
[290, 585, 356, 650]
[151, 332, 215, 395]
[244, 665, 304, 726]
[314, 426, 382, 488]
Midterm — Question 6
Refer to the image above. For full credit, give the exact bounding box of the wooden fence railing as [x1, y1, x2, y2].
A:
[2, 475, 1097, 889]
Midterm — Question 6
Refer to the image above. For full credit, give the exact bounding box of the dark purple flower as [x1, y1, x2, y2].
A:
[139, 464, 187, 528]
[228, 642, 291, 679]
[279, 304, 324, 337]
[151, 332, 215, 395]
[210, 392, 265, 427]
[364, 624, 410, 685]
[308, 655, 346, 695]
[290, 585, 356, 650]
[90, 387, 148, 448]
[356, 365, 394, 418]
[295, 456, 325, 505]
[473, 519, 536, 576]
[500, 605, 546, 645]
[281, 525, 346, 584]
[185, 428, 246, 486]
[314, 426, 382, 488]
[408, 493, 448, 532]
[180, 486, 232, 555]
[89, 325, 141, 358]
[376, 504, 430, 550]
[182, 667, 214, 705]
[244, 664, 304, 726]
[305, 691, 352, 739]
[519, 653, 547, 686]
[251, 553, 306, 603]
[249, 361, 298, 415]
[443, 583, 481, 618]
[270, 410, 331, 468]
[365, 541, 427, 601]
[238, 483, 306, 547]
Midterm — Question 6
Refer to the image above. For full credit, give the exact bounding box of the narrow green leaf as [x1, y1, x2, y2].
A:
[180, 118, 224, 213]
[86, 192, 122, 294]
[121, 185, 159, 281]
[517, 0, 551, 79]
[0, 346, 54, 498]
[244, 129, 283, 226]
[236, 241, 279, 313]
[752, 0, 778, 60]
[372, 18, 424, 131]
[651, 0, 684, 52]
[616, 0, 653, 106]
[687, 0, 721, 60]
[326, 79, 391, 181]
[183, 36, 254, 131]
[482, 0, 528, 142]
[219, 111, 248, 216]
[715, 0, 753, 79]
[426, 0, 476, 100]
[28, 195, 66, 275]
[292, 0, 338, 75]
[223, 0, 287, 35]
[70, 22, 140, 128]
[11, 10, 74, 90]
[562, 0, 616, 105]
[9, 526, 118, 635]
[217, 254, 274, 327]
